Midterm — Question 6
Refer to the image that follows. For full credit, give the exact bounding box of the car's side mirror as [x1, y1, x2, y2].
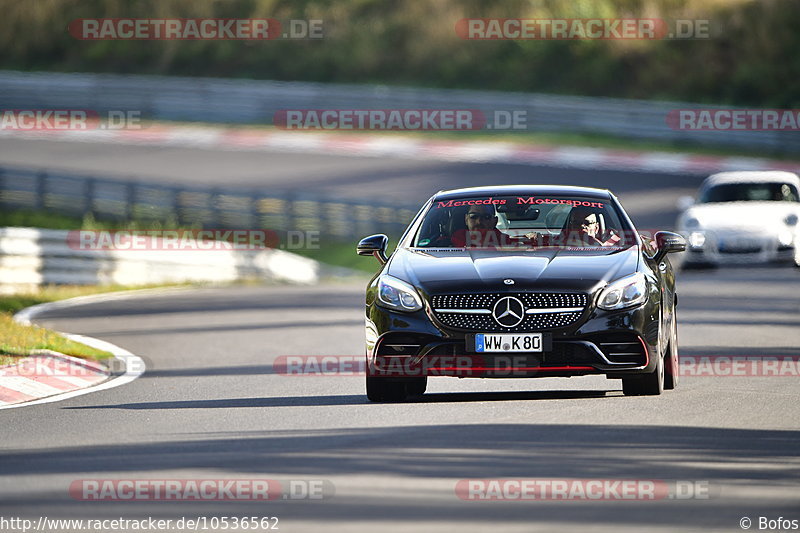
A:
[676, 195, 695, 211]
[653, 231, 686, 264]
[357, 234, 389, 265]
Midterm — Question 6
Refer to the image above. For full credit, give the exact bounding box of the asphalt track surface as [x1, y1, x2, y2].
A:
[0, 136, 701, 229]
[1, 138, 799, 532]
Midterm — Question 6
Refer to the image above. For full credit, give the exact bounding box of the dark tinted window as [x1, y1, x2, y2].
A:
[700, 182, 799, 203]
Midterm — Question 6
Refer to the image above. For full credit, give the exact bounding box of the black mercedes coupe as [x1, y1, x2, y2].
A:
[357, 185, 686, 401]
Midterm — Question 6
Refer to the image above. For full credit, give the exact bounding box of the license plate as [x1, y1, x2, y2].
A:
[719, 238, 761, 252]
[475, 333, 542, 353]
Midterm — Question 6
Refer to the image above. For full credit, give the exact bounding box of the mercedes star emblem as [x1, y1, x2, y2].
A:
[503, 279, 515, 285]
[492, 296, 525, 327]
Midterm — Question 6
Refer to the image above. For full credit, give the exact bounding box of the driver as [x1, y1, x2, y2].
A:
[451, 204, 515, 247]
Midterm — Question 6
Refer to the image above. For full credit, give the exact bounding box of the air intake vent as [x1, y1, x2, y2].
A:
[592, 333, 647, 365]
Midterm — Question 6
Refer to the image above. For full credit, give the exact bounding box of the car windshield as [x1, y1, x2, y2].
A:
[412, 194, 633, 249]
[700, 182, 800, 203]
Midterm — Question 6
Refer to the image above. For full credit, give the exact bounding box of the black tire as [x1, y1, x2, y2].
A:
[366, 376, 414, 402]
[622, 348, 664, 396]
[664, 316, 679, 390]
[621, 377, 644, 396]
[407, 377, 427, 396]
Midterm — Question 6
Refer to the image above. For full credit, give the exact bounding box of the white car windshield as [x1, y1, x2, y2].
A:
[700, 182, 800, 203]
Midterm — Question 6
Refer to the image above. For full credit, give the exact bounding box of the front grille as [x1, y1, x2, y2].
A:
[430, 292, 588, 332]
[717, 237, 764, 254]
[719, 246, 762, 254]
[432, 293, 587, 309]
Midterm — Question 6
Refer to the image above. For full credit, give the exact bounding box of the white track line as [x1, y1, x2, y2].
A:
[0, 288, 183, 409]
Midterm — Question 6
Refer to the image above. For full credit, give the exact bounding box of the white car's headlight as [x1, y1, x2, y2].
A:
[784, 214, 798, 227]
[689, 231, 706, 248]
[377, 275, 423, 312]
[597, 272, 648, 311]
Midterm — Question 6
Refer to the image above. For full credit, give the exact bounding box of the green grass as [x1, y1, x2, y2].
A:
[0, 286, 117, 365]
[0, 209, 87, 230]
[0, 209, 194, 231]
[0, 313, 112, 363]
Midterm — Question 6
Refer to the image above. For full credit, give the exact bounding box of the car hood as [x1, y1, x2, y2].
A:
[680, 202, 800, 232]
[387, 246, 640, 295]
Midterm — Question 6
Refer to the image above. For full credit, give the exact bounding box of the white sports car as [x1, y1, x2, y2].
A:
[676, 171, 800, 268]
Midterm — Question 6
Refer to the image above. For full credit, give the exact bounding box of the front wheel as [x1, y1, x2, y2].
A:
[622, 348, 664, 396]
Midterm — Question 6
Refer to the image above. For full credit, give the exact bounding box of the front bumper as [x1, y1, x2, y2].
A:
[365, 299, 661, 379]
[681, 230, 796, 265]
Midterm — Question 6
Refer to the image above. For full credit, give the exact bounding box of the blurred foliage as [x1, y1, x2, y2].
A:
[0, 209, 191, 231]
[0, 0, 797, 105]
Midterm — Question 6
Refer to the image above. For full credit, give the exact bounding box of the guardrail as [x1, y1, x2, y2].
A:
[0, 165, 418, 240]
[0, 227, 321, 290]
[1, 70, 798, 153]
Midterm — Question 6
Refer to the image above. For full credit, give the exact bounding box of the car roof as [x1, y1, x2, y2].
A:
[433, 185, 613, 201]
[702, 171, 800, 189]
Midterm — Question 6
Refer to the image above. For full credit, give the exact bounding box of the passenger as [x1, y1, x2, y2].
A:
[562, 207, 620, 247]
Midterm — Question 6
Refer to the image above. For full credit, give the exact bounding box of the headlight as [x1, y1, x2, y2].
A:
[778, 231, 794, 247]
[784, 214, 798, 227]
[689, 231, 706, 248]
[597, 272, 648, 311]
[377, 275, 423, 312]
[684, 217, 700, 229]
